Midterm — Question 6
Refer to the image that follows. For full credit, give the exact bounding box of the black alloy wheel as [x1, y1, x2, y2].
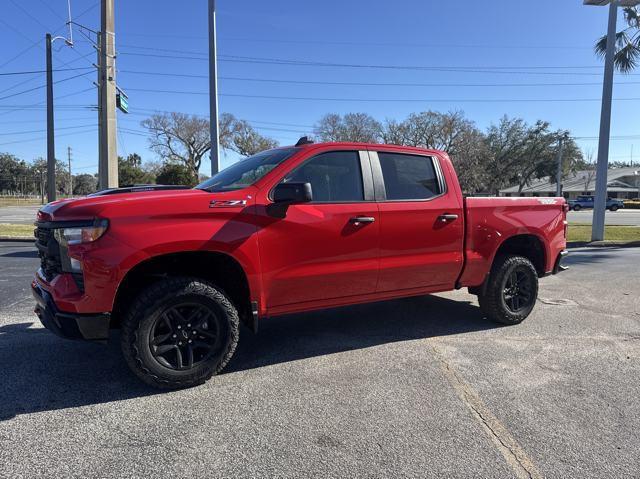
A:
[149, 303, 221, 371]
[477, 254, 539, 325]
[502, 267, 535, 313]
[121, 277, 239, 389]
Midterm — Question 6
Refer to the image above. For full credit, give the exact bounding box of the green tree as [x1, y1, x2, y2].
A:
[156, 163, 195, 186]
[30, 157, 69, 196]
[595, 7, 640, 73]
[484, 117, 582, 195]
[118, 153, 154, 186]
[72, 174, 97, 195]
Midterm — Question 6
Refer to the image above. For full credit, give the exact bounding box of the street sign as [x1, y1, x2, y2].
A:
[116, 88, 128, 114]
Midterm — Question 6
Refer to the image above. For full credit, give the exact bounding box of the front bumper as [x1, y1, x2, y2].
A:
[32, 283, 110, 341]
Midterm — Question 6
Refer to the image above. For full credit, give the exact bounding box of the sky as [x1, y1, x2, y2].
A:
[0, 0, 639, 177]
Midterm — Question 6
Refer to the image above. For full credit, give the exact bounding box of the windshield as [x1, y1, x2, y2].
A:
[196, 148, 298, 192]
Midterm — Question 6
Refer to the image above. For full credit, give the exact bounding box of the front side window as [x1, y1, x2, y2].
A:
[378, 152, 442, 200]
[282, 151, 364, 202]
[197, 147, 298, 192]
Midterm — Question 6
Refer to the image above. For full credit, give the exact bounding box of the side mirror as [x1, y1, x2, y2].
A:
[272, 182, 313, 204]
[268, 182, 312, 218]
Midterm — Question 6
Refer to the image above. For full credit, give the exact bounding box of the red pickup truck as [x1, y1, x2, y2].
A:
[33, 139, 568, 388]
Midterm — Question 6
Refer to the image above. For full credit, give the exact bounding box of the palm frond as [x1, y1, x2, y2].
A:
[595, 34, 608, 58]
[614, 42, 640, 73]
[622, 7, 639, 28]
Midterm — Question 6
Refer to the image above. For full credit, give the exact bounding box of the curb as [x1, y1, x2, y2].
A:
[0, 236, 34, 242]
[567, 240, 640, 249]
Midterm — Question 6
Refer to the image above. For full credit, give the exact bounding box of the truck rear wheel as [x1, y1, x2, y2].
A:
[121, 277, 239, 389]
[477, 255, 538, 325]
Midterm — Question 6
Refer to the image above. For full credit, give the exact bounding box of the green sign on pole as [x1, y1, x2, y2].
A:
[116, 88, 128, 114]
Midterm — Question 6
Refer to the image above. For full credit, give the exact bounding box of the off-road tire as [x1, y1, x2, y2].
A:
[478, 255, 538, 325]
[121, 277, 239, 389]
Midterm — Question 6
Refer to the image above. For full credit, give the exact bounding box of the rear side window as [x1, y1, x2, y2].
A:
[283, 151, 364, 202]
[378, 152, 442, 200]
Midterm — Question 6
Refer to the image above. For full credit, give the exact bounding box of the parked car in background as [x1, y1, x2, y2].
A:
[568, 195, 624, 211]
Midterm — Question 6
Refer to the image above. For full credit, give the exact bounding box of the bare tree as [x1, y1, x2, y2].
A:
[581, 151, 597, 193]
[314, 113, 382, 142]
[381, 110, 490, 193]
[142, 113, 211, 181]
[224, 116, 278, 156]
[142, 112, 278, 180]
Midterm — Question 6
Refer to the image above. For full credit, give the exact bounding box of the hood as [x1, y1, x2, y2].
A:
[37, 186, 256, 222]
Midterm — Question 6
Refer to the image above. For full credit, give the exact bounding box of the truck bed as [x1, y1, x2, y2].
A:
[459, 196, 567, 287]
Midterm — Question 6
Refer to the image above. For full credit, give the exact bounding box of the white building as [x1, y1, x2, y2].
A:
[499, 167, 640, 199]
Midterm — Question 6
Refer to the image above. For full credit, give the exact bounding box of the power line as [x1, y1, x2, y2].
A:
[0, 70, 95, 101]
[122, 87, 640, 104]
[9, 0, 52, 31]
[116, 33, 591, 50]
[118, 69, 640, 89]
[0, 116, 94, 125]
[0, 124, 97, 137]
[118, 50, 602, 70]
[117, 51, 640, 77]
[0, 127, 97, 146]
[0, 1, 98, 70]
[0, 67, 93, 77]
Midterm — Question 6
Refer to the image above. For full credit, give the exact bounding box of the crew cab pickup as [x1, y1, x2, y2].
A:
[568, 195, 624, 211]
[32, 140, 568, 389]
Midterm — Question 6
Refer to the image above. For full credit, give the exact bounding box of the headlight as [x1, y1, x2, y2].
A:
[54, 219, 109, 246]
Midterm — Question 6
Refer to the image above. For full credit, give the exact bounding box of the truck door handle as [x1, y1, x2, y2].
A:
[349, 216, 375, 225]
[438, 213, 459, 222]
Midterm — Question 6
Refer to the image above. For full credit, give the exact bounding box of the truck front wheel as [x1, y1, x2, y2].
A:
[477, 255, 538, 325]
[121, 277, 239, 389]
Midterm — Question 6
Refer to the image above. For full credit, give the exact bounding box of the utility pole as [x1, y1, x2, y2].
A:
[208, 0, 220, 176]
[45, 33, 56, 202]
[555, 134, 567, 197]
[98, 0, 118, 190]
[67, 146, 73, 196]
[591, 1, 618, 241]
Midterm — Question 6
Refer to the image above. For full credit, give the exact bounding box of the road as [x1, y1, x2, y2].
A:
[0, 205, 40, 225]
[567, 209, 640, 226]
[2, 205, 640, 226]
[1, 242, 639, 477]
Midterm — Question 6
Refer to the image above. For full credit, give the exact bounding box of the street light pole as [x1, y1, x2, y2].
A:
[45, 33, 56, 203]
[208, 0, 220, 176]
[591, 1, 618, 241]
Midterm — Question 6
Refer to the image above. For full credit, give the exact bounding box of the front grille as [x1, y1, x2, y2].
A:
[34, 224, 62, 281]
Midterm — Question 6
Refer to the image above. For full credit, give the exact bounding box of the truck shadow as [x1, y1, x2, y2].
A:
[0, 294, 496, 420]
[227, 294, 493, 373]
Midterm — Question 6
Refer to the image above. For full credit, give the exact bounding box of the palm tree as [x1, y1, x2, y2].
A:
[595, 7, 640, 73]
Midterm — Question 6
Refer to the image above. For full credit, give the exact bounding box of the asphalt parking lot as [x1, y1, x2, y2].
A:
[0, 241, 638, 478]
